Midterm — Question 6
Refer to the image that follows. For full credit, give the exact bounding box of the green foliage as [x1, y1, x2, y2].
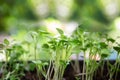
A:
[113, 46, 120, 53]
[0, 28, 119, 80]
[56, 28, 64, 35]
[4, 39, 10, 46]
[40, 28, 74, 80]
[0, 44, 4, 50]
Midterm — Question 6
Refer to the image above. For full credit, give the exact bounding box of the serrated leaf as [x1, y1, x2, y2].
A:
[56, 28, 64, 35]
[4, 39, 9, 45]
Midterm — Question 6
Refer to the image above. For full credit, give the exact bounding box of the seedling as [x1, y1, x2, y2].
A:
[40, 28, 74, 80]
[0, 39, 26, 80]
[72, 28, 111, 80]
[0, 27, 119, 80]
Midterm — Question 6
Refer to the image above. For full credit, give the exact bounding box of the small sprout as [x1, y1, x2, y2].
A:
[4, 39, 9, 46]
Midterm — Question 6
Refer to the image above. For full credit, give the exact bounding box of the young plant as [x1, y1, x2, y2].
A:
[107, 38, 120, 80]
[24, 30, 51, 80]
[84, 33, 110, 80]
[0, 39, 25, 80]
[25, 31, 39, 60]
[42, 28, 74, 80]
[72, 28, 110, 80]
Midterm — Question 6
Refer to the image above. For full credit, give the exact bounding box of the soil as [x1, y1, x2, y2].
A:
[0, 60, 120, 80]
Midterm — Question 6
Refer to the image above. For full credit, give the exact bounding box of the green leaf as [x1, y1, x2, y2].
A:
[31, 31, 38, 38]
[107, 38, 115, 43]
[60, 60, 67, 66]
[43, 62, 48, 66]
[86, 42, 93, 48]
[80, 47, 87, 51]
[6, 48, 12, 51]
[60, 40, 68, 43]
[4, 39, 9, 45]
[25, 33, 33, 43]
[29, 63, 36, 71]
[5, 72, 11, 80]
[56, 28, 64, 35]
[99, 42, 108, 48]
[0, 44, 4, 49]
[32, 60, 42, 65]
[25, 31, 38, 43]
[113, 46, 120, 53]
[70, 39, 82, 45]
[76, 27, 84, 35]
[39, 30, 50, 34]
[42, 44, 49, 48]
[101, 52, 109, 58]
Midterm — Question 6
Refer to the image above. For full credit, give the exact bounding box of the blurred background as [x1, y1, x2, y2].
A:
[0, 0, 120, 60]
[0, 0, 120, 37]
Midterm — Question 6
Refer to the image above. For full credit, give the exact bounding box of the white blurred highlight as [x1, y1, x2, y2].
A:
[115, 18, 120, 30]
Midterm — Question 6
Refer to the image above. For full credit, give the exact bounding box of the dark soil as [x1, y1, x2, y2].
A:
[0, 60, 120, 80]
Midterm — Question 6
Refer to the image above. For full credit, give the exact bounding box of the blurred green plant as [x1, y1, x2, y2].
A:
[0, 39, 26, 80]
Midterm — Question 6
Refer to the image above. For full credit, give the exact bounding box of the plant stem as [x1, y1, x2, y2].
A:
[34, 43, 37, 61]
[82, 55, 85, 80]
